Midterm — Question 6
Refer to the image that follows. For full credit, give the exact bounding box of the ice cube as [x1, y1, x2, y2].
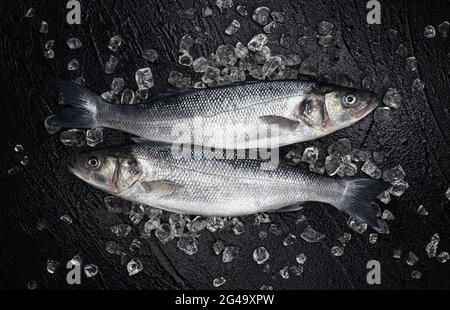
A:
[361, 160, 381, 179]
[318, 35, 335, 47]
[436, 252, 449, 263]
[213, 276, 226, 287]
[411, 78, 424, 92]
[374, 107, 392, 123]
[178, 50, 193, 66]
[269, 224, 282, 236]
[406, 251, 419, 266]
[317, 21, 334, 36]
[129, 204, 146, 224]
[325, 155, 341, 176]
[120, 89, 135, 105]
[423, 25, 436, 38]
[14, 144, 23, 153]
[232, 220, 245, 235]
[225, 20, 240, 35]
[445, 187, 450, 200]
[328, 138, 352, 157]
[437, 21, 449, 38]
[104, 196, 130, 214]
[215, 44, 237, 66]
[283, 233, 296, 246]
[155, 223, 174, 244]
[411, 270, 422, 279]
[309, 163, 325, 175]
[388, 179, 409, 197]
[108, 35, 122, 52]
[141, 49, 158, 63]
[60, 129, 85, 147]
[372, 151, 384, 163]
[44, 50, 55, 59]
[177, 235, 198, 255]
[193, 57, 209, 73]
[129, 239, 142, 253]
[24, 8, 34, 18]
[383, 88, 402, 109]
[347, 217, 367, 234]
[60, 215, 72, 224]
[247, 34, 269, 52]
[215, 0, 233, 13]
[258, 230, 268, 240]
[351, 149, 371, 162]
[382, 165, 406, 183]
[127, 258, 143, 276]
[106, 241, 123, 255]
[45, 40, 55, 50]
[300, 226, 325, 242]
[67, 58, 79, 71]
[262, 263, 271, 273]
[252, 7, 270, 25]
[86, 128, 103, 147]
[338, 232, 352, 245]
[206, 217, 228, 233]
[202, 66, 220, 84]
[222, 246, 239, 263]
[235, 42, 248, 59]
[46, 260, 59, 273]
[110, 77, 125, 94]
[381, 209, 395, 221]
[260, 285, 273, 290]
[331, 246, 344, 256]
[271, 11, 285, 23]
[373, 219, 390, 234]
[392, 249, 402, 259]
[213, 240, 225, 255]
[177, 8, 196, 19]
[105, 55, 119, 74]
[279, 266, 289, 279]
[369, 233, 378, 244]
[343, 161, 359, 176]
[67, 37, 82, 49]
[179, 34, 195, 52]
[236, 5, 248, 16]
[202, 6, 213, 17]
[296, 253, 307, 264]
[135, 68, 154, 89]
[405, 56, 417, 71]
[39, 21, 48, 33]
[262, 56, 282, 77]
[263, 21, 278, 34]
[187, 216, 207, 233]
[27, 281, 37, 290]
[84, 264, 98, 278]
[253, 247, 270, 264]
[290, 265, 303, 276]
[377, 190, 391, 204]
[111, 224, 132, 237]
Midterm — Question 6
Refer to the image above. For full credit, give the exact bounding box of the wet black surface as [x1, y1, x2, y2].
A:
[1, 0, 450, 290]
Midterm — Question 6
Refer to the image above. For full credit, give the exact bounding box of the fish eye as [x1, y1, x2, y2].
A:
[343, 94, 357, 107]
[87, 156, 101, 169]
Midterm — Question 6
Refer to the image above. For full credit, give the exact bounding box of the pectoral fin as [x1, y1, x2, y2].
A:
[140, 180, 178, 196]
[259, 115, 300, 131]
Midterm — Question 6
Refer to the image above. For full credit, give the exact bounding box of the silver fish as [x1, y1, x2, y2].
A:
[68, 143, 387, 227]
[50, 80, 379, 149]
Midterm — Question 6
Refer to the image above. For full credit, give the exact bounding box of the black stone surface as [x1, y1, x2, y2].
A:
[1, 0, 449, 290]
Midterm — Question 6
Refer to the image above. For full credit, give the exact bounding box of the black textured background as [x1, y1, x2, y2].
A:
[1, 0, 450, 290]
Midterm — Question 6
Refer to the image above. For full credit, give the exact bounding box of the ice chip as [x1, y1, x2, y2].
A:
[328, 138, 352, 157]
[300, 226, 325, 242]
[213, 240, 225, 255]
[108, 35, 122, 52]
[258, 230, 268, 240]
[362, 160, 381, 179]
[127, 258, 143, 276]
[60, 129, 85, 147]
[374, 107, 392, 123]
[381, 209, 395, 221]
[84, 264, 98, 278]
[213, 276, 226, 287]
[351, 149, 371, 162]
[202, 6, 213, 17]
[325, 155, 341, 176]
[222, 246, 239, 263]
[155, 223, 174, 244]
[67, 38, 82, 49]
[271, 11, 285, 23]
[135, 68, 154, 89]
[106, 241, 123, 255]
[268, 223, 282, 236]
[86, 128, 103, 147]
[411, 78, 425, 92]
[215, 0, 233, 13]
[290, 265, 303, 276]
[39, 21, 48, 33]
[252, 7, 270, 25]
[27, 280, 37, 290]
[347, 217, 368, 234]
[377, 190, 391, 204]
[104, 196, 130, 214]
[46, 260, 59, 274]
[260, 285, 273, 290]
[215, 44, 237, 66]
[331, 245, 344, 256]
[253, 247, 270, 264]
[187, 216, 207, 233]
[445, 187, 450, 200]
[283, 233, 296, 246]
[111, 224, 132, 237]
[382, 165, 406, 183]
[388, 179, 409, 197]
[383, 88, 402, 109]
[44, 50, 55, 59]
[193, 57, 209, 73]
[121, 89, 135, 105]
[279, 266, 289, 279]
[111, 77, 125, 94]
[177, 235, 198, 255]
[417, 205, 428, 216]
[437, 21, 449, 38]
[202, 66, 220, 84]
[178, 50, 193, 66]
[67, 58, 79, 71]
[235, 42, 248, 59]
[369, 233, 378, 244]
[60, 215, 72, 224]
[317, 21, 334, 36]
[406, 251, 419, 266]
[373, 219, 390, 234]
[318, 34, 335, 47]
[232, 220, 245, 235]
[248, 34, 269, 52]
[423, 25, 436, 38]
[236, 5, 248, 16]
[225, 20, 240, 35]
[25, 8, 35, 18]
[177, 8, 196, 19]
[437, 252, 449, 263]
[338, 232, 352, 245]
[405, 56, 417, 71]
[129, 204, 146, 224]
[263, 21, 278, 34]
[411, 270, 422, 279]
[296, 253, 307, 264]
[393, 249, 402, 259]
[142, 49, 158, 63]
[105, 55, 119, 74]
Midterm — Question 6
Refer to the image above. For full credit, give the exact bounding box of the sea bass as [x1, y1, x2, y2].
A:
[50, 80, 379, 149]
[68, 143, 387, 227]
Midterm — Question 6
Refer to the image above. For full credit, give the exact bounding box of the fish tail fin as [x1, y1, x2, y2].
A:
[334, 178, 390, 228]
[48, 80, 106, 128]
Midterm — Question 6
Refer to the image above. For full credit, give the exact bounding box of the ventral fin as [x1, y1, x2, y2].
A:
[273, 203, 305, 213]
[140, 180, 178, 196]
[259, 115, 300, 131]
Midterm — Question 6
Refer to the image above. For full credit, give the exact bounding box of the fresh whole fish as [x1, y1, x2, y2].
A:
[68, 143, 388, 227]
[50, 80, 379, 149]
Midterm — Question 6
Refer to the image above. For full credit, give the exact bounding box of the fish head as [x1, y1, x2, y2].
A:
[68, 150, 143, 195]
[320, 85, 379, 131]
[299, 84, 379, 133]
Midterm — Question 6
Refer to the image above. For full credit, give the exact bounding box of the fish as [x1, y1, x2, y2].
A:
[67, 142, 388, 227]
[49, 80, 379, 149]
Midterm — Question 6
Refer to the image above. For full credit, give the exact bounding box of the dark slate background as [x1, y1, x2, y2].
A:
[1, 0, 450, 290]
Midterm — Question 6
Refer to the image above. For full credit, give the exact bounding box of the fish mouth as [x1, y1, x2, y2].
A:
[356, 96, 379, 118]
